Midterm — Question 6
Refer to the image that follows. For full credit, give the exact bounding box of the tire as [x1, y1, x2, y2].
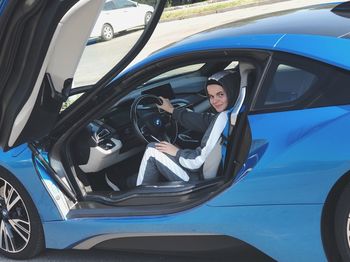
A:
[101, 23, 114, 41]
[335, 182, 350, 260]
[0, 169, 44, 259]
[144, 11, 152, 26]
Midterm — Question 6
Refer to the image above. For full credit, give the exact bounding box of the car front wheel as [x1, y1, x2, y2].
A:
[144, 11, 152, 25]
[101, 23, 114, 41]
[335, 182, 350, 260]
[0, 169, 44, 259]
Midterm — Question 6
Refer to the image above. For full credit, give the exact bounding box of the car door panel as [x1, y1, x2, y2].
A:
[209, 106, 350, 207]
[128, 4, 146, 27]
[110, 8, 125, 32]
[0, 0, 46, 103]
[0, 0, 105, 150]
[125, 6, 139, 29]
[247, 108, 350, 204]
[0, 0, 166, 150]
[0, 0, 77, 150]
[112, 0, 131, 32]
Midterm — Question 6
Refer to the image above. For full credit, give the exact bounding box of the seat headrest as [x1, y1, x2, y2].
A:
[230, 62, 255, 125]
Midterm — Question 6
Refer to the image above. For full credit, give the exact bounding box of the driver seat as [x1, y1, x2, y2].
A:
[201, 62, 254, 180]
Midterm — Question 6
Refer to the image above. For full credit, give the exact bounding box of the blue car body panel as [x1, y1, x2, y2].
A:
[2, 130, 332, 262]
[42, 203, 326, 262]
[0, 0, 8, 15]
[0, 147, 63, 222]
[126, 33, 350, 76]
[275, 34, 350, 70]
[123, 2, 350, 76]
[34, 105, 350, 262]
[210, 105, 350, 207]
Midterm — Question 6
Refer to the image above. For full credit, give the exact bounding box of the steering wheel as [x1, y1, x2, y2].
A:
[131, 94, 178, 144]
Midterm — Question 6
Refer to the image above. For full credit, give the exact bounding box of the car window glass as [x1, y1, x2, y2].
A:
[308, 67, 350, 108]
[254, 54, 350, 112]
[113, 0, 123, 9]
[103, 1, 116, 11]
[264, 64, 317, 106]
[73, 1, 155, 88]
[117, 0, 136, 8]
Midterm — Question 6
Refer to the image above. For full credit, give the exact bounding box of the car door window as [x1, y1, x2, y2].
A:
[104, 1, 117, 11]
[253, 53, 350, 112]
[253, 55, 320, 111]
[264, 64, 317, 105]
[116, 0, 136, 8]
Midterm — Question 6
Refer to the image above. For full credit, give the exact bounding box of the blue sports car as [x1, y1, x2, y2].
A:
[0, 0, 350, 261]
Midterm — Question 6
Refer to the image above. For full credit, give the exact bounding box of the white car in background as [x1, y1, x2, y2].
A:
[90, 0, 154, 41]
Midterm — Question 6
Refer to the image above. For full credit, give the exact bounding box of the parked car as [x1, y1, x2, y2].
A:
[90, 0, 154, 41]
[0, 0, 350, 261]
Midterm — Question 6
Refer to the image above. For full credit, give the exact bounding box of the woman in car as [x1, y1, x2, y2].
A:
[136, 70, 241, 186]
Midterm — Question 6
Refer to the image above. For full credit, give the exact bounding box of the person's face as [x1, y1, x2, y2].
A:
[207, 84, 228, 112]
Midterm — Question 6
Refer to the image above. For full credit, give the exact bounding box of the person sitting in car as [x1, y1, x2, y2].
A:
[136, 70, 241, 185]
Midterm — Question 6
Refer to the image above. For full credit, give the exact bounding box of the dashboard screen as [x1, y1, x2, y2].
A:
[142, 83, 175, 99]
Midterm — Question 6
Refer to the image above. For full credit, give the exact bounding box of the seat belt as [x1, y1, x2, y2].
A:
[221, 107, 234, 167]
[221, 85, 247, 168]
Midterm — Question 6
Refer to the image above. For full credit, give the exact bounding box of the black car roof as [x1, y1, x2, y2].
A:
[209, 2, 350, 39]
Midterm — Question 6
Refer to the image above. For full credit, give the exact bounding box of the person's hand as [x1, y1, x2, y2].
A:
[157, 96, 174, 114]
[155, 141, 179, 156]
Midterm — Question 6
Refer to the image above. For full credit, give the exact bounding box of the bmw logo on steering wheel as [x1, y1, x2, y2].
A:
[153, 118, 162, 127]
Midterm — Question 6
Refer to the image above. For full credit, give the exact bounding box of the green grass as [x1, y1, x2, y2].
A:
[161, 0, 261, 21]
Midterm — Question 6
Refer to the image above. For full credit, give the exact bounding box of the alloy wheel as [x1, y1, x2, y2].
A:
[0, 178, 30, 253]
[145, 12, 152, 25]
[102, 24, 114, 41]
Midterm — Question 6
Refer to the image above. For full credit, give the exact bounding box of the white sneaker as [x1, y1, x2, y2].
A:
[105, 173, 120, 191]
